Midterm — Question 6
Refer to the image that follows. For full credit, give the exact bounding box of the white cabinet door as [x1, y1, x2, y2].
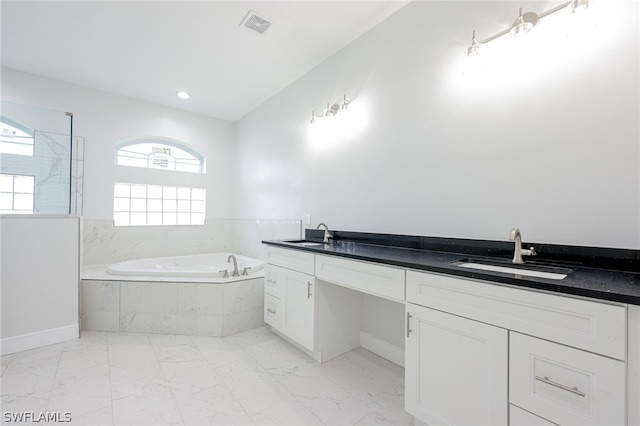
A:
[265, 264, 316, 351]
[405, 302, 508, 426]
[283, 267, 316, 351]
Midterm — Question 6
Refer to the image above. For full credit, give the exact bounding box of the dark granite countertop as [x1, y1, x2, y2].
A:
[263, 230, 640, 305]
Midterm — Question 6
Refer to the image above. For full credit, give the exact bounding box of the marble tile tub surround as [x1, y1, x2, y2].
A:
[81, 278, 264, 337]
[304, 229, 640, 272]
[83, 219, 301, 266]
[0, 327, 410, 426]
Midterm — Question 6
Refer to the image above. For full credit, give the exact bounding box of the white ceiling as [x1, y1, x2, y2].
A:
[1, 1, 409, 122]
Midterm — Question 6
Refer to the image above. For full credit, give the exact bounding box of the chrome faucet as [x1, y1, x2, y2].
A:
[317, 222, 333, 243]
[227, 254, 240, 277]
[509, 228, 536, 264]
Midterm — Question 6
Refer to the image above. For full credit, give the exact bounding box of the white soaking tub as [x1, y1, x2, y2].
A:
[81, 253, 265, 337]
[106, 252, 264, 280]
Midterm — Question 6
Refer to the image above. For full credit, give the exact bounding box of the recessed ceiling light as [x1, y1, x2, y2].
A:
[176, 91, 191, 99]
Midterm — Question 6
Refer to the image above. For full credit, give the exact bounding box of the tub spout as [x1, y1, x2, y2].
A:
[227, 254, 240, 277]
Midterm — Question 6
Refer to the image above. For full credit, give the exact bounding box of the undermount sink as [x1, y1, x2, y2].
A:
[453, 258, 572, 280]
[283, 240, 324, 248]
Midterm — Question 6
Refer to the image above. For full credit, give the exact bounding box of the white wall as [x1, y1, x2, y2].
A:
[1, 216, 80, 354]
[235, 1, 640, 249]
[1, 69, 244, 263]
[1, 69, 302, 263]
[1, 68, 236, 221]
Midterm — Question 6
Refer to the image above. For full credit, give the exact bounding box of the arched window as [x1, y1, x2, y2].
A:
[116, 137, 205, 174]
[114, 137, 206, 226]
[0, 116, 35, 156]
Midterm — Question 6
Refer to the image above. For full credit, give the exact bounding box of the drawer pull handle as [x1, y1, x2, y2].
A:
[266, 308, 276, 314]
[535, 375, 586, 397]
[267, 278, 277, 284]
[307, 281, 312, 298]
[406, 312, 412, 338]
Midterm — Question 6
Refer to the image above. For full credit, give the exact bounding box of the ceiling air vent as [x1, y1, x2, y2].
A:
[240, 9, 272, 35]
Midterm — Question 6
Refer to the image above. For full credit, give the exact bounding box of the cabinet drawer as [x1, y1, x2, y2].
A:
[510, 405, 556, 425]
[406, 270, 626, 360]
[316, 255, 405, 302]
[265, 264, 285, 298]
[264, 293, 283, 328]
[510, 332, 625, 426]
[265, 246, 315, 275]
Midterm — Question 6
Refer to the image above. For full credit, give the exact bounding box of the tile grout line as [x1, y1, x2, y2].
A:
[148, 337, 187, 426]
[44, 344, 65, 413]
[106, 334, 116, 426]
[190, 334, 258, 424]
[235, 329, 326, 425]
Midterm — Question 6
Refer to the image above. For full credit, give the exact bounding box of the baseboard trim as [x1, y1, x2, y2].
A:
[1, 324, 79, 355]
[360, 331, 404, 367]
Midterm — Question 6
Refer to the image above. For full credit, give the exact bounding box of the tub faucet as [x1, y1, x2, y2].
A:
[317, 223, 333, 243]
[509, 228, 536, 264]
[227, 254, 240, 277]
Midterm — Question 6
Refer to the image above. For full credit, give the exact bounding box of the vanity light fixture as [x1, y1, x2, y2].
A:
[340, 94, 351, 110]
[467, 30, 480, 57]
[176, 91, 191, 99]
[570, 0, 589, 13]
[325, 102, 340, 117]
[467, 0, 590, 57]
[310, 94, 351, 124]
[510, 8, 537, 38]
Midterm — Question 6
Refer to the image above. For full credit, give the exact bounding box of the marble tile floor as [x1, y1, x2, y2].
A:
[0, 326, 414, 425]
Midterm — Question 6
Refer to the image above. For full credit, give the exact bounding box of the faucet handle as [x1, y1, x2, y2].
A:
[219, 269, 229, 278]
[529, 247, 537, 256]
[242, 266, 251, 276]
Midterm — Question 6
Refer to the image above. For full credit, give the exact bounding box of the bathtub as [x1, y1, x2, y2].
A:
[81, 253, 266, 337]
[106, 252, 264, 280]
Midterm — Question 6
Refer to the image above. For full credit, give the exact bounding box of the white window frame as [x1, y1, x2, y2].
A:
[0, 116, 35, 157]
[0, 174, 35, 214]
[113, 183, 205, 226]
[116, 138, 205, 174]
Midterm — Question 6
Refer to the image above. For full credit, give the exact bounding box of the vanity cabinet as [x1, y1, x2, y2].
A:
[264, 247, 316, 351]
[405, 269, 627, 426]
[263, 241, 637, 425]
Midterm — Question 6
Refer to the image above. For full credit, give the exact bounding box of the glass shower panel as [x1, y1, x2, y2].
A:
[0, 101, 82, 215]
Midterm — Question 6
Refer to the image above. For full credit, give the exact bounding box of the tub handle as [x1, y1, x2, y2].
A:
[219, 269, 229, 278]
[242, 266, 252, 276]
